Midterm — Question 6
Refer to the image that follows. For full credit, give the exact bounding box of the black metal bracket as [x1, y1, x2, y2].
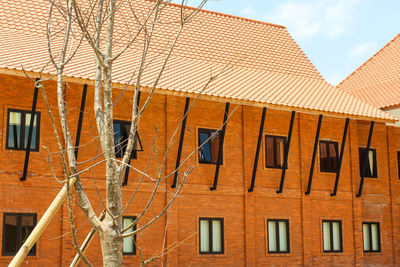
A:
[74, 84, 88, 159]
[248, 107, 267, 192]
[210, 102, 230, 191]
[277, 111, 296, 194]
[356, 121, 374, 197]
[172, 97, 190, 188]
[21, 79, 39, 181]
[123, 91, 141, 186]
[331, 118, 349, 196]
[305, 114, 323, 195]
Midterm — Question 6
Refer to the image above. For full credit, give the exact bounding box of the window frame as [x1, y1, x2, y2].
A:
[198, 128, 222, 165]
[319, 140, 339, 173]
[358, 147, 378, 178]
[198, 217, 224, 255]
[122, 216, 137, 255]
[113, 120, 142, 159]
[265, 135, 287, 169]
[362, 222, 381, 253]
[322, 220, 343, 253]
[267, 219, 290, 254]
[2, 213, 37, 256]
[397, 151, 400, 179]
[6, 109, 41, 152]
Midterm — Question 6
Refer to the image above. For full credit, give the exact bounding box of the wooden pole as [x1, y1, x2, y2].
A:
[69, 229, 96, 267]
[9, 178, 77, 267]
[69, 211, 105, 267]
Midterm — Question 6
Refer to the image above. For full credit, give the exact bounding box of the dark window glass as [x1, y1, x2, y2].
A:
[199, 218, 224, 254]
[113, 120, 141, 159]
[319, 141, 339, 172]
[322, 220, 343, 253]
[265, 135, 286, 169]
[198, 129, 221, 164]
[267, 219, 290, 253]
[397, 151, 400, 179]
[6, 109, 40, 151]
[359, 148, 377, 178]
[2, 213, 36, 256]
[122, 216, 137, 255]
[363, 222, 381, 253]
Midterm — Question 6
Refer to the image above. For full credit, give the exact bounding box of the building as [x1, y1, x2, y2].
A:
[0, 1, 399, 266]
[337, 34, 400, 127]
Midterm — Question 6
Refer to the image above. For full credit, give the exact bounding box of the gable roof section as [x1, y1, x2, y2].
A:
[0, 0, 395, 122]
[337, 34, 400, 109]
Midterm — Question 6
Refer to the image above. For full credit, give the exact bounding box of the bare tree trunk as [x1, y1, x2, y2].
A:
[34, 1, 211, 266]
[100, 218, 123, 266]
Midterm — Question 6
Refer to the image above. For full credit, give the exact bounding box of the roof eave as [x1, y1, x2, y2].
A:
[1, 67, 396, 124]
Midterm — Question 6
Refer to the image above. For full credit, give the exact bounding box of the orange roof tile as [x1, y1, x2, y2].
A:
[337, 34, 400, 109]
[0, 0, 395, 122]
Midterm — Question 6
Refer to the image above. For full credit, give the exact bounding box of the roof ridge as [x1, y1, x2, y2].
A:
[284, 31, 324, 80]
[165, 1, 286, 29]
[337, 33, 400, 89]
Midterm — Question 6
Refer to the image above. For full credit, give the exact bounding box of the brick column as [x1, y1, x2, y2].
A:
[165, 95, 180, 266]
[349, 120, 364, 267]
[299, 113, 312, 266]
[242, 105, 256, 266]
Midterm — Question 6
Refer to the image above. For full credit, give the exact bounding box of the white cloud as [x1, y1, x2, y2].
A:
[240, 5, 256, 16]
[348, 41, 378, 60]
[264, 0, 361, 40]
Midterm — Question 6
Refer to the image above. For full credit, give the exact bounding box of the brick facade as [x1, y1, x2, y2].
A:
[0, 74, 399, 266]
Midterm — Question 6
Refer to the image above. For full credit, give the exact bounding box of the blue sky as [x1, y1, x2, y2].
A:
[174, 0, 400, 85]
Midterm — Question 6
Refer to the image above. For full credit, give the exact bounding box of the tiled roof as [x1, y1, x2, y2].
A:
[337, 34, 400, 109]
[0, 0, 395, 121]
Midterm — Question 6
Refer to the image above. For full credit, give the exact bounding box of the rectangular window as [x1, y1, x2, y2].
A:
[363, 222, 381, 253]
[319, 141, 339, 172]
[322, 220, 342, 253]
[122, 216, 137, 255]
[265, 135, 286, 169]
[198, 128, 221, 164]
[2, 213, 36, 256]
[359, 148, 377, 178]
[397, 151, 400, 179]
[199, 218, 224, 254]
[267, 219, 290, 253]
[6, 109, 40, 151]
[113, 120, 141, 159]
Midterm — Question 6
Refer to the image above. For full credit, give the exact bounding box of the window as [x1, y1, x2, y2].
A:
[267, 219, 290, 253]
[265, 135, 286, 169]
[113, 120, 141, 159]
[397, 151, 400, 179]
[122, 216, 137, 255]
[322, 220, 342, 253]
[319, 141, 339, 172]
[359, 148, 377, 178]
[363, 222, 381, 253]
[6, 109, 40, 151]
[199, 218, 224, 254]
[198, 128, 221, 164]
[2, 213, 36, 256]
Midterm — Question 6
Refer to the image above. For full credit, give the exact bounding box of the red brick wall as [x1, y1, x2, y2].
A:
[0, 74, 399, 266]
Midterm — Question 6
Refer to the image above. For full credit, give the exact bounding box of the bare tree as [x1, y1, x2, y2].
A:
[10, 0, 238, 266]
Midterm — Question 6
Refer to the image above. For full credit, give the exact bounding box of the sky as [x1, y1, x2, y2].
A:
[173, 0, 400, 85]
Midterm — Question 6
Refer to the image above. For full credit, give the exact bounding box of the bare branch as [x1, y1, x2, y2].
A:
[121, 164, 192, 236]
[66, 172, 93, 267]
[111, 0, 162, 62]
[119, 126, 159, 216]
